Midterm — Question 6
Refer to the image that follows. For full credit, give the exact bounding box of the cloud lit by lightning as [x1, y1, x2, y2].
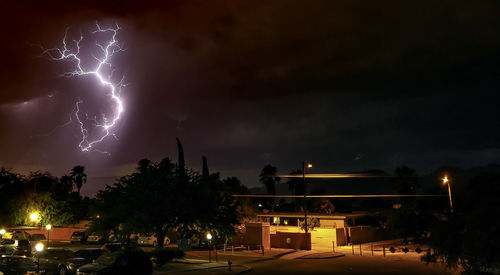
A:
[41, 23, 125, 154]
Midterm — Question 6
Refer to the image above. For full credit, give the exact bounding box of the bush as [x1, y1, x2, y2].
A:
[148, 247, 185, 267]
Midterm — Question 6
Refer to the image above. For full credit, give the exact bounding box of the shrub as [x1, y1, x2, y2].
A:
[148, 247, 185, 267]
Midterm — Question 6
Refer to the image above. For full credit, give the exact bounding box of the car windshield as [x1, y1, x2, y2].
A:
[1, 239, 15, 245]
[75, 249, 103, 260]
[39, 249, 75, 259]
[95, 251, 121, 265]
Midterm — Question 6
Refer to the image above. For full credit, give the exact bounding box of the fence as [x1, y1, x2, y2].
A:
[348, 243, 429, 257]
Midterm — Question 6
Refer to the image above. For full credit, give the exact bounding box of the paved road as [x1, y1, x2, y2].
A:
[184, 251, 453, 274]
[41, 242, 454, 274]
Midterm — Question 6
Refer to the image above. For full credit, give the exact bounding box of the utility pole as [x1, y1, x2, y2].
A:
[303, 161, 308, 234]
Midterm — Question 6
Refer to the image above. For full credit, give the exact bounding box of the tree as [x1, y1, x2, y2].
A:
[386, 166, 435, 244]
[91, 148, 252, 248]
[425, 173, 500, 273]
[176, 138, 186, 177]
[0, 168, 24, 226]
[259, 165, 280, 211]
[70, 165, 87, 197]
[51, 175, 73, 201]
[311, 189, 335, 214]
[286, 169, 304, 211]
[202, 156, 209, 178]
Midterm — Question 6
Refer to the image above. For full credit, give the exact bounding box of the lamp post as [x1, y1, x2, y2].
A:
[206, 233, 212, 263]
[302, 161, 312, 234]
[45, 224, 51, 248]
[35, 243, 44, 274]
[442, 176, 453, 213]
[0, 229, 5, 239]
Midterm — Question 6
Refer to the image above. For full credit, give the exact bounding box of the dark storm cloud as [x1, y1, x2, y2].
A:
[1, 1, 500, 195]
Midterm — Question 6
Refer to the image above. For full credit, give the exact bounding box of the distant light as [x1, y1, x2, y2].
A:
[443, 176, 449, 184]
[307, 163, 313, 168]
[0, 229, 5, 235]
[30, 212, 39, 222]
[206, 233, 212, 240]
[35, 243, 44, 252]
[46, 224, 52, 230]
[258, 204, 262, 207]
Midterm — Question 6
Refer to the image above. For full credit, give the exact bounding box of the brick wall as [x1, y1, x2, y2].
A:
[24, 227, 86, 241]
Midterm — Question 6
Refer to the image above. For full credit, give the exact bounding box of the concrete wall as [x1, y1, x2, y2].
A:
[310, 228, 337, 250]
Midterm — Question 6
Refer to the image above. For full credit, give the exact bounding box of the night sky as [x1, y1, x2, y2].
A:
[1, 1, 499, 196]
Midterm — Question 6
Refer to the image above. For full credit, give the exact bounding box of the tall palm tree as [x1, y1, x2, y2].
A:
[70, 165, 87, 197]
[259, 165, 280, 211]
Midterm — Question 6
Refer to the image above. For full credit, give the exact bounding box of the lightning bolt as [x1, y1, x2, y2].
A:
[41, 23, 125, 153]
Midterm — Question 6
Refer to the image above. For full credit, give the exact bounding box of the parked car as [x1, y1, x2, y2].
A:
[0, 239, 31, 256]
[2, 230, 29, 240]
[76, 246, 152, 275]
[34, 248, 89, 275]
[137, 234, 170, 247]
[86, 233, 105, 244]
[74, 248, 103, 262]
[0, 255, 40, 274]
[70, 231, 87, 244]
[100, 243, 124, 253]
[29, 234, 46, 242]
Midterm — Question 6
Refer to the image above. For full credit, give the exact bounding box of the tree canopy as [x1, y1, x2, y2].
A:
[90, 141, 255, 247]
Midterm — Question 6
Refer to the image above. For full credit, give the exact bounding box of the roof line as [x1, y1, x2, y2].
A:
[233, 194, 445, 198]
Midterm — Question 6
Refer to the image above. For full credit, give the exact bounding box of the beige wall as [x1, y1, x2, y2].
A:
[270, 225, 338, 250]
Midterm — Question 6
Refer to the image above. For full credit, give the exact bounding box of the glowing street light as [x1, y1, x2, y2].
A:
[35, 243, 44, 252]
[206, 233, 212, 241]
[0, 229, 5, 236]
[46, 224, 52, 248]
[442, 176, 453, 213]
[30, 212, 39, 223]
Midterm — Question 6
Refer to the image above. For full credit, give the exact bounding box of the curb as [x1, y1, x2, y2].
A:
[297, 253, 346, 260]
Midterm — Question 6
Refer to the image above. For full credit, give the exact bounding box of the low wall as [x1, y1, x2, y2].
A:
[270, 232, 311, 250]
[348, 226, 392, 244]
[24, 227, 86, 241]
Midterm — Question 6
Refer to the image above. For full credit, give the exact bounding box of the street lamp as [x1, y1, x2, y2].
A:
[0, 229, 5, 238]
[35, 243, 44, 274]
[206, 233, 213, 263]
[442, 176, 453, 213]
[302, 161, 312, 234]
[45, 224, 52, 248]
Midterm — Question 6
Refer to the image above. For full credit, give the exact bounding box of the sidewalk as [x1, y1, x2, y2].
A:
[153, 259, 251, 274]
[217, 247, 345, 260]
[217, 247, 296, 258]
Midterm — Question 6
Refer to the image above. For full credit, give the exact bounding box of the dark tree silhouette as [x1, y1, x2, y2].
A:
[176, 137, 186, 177]
[70, 165, 87, 197]
[286, 169, 304, 210]
[426, 173, 500, 273]
[202, 156, 209, 178]
[259, 165, 280, 211]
